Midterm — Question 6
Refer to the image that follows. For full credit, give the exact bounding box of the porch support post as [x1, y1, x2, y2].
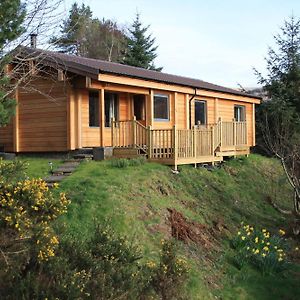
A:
[214, 98, 219, 123]
[13, 88, 19, 152]
[132, 116, 136, 147]
[252, 103, 255, 146]
[76, 90, 82, 149]
[219, 117, 222, 149]
[99, 88, 105, 146]
[148, 89, 154, 127]
[185, 94, 189, 129]
[174, 92, 177, 126]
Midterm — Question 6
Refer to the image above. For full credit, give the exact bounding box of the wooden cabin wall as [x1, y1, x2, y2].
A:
[18, 78, 68, 152]
[0, 122, 14, 152]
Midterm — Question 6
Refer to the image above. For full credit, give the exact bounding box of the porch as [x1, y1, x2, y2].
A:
[111, 118, 249, 169]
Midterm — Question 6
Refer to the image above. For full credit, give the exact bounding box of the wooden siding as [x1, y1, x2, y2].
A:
[0, 121, 14, 152]
[18, 78, 68, 152]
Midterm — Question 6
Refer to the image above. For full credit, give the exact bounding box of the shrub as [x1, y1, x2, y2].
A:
[231, 223, 289, 275]
[0, 158, 70, 297]
[144, 240, 189, 300]
[110, 158, 130, 168]
[110, 156, 146, 168]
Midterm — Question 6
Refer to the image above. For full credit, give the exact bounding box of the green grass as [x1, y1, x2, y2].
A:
[25, 154, 300, 299]
[17, 156, 63, 178]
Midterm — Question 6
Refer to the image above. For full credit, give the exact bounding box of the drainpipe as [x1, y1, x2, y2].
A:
[189, 88, 197, 129]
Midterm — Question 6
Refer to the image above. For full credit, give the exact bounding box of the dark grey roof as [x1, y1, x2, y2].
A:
[18, 46, 261, 99]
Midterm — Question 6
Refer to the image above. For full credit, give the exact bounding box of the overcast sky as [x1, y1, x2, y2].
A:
[63, 0, 300, 89]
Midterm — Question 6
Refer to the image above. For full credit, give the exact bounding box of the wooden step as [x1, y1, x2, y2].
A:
[113, 147, 145, 159]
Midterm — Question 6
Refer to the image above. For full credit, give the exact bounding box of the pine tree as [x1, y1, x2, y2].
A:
[51, 3, 93, 56]
[122, 14, 162, 71]
[51, 2, 126, 61]
[0, 0, 26, 126]
[255, 16, 300, 218]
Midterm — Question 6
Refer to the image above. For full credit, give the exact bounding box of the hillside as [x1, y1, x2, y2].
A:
[25, 155, 300, 299]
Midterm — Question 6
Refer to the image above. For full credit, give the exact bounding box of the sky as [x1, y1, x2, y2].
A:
[62, 0, 300, 89]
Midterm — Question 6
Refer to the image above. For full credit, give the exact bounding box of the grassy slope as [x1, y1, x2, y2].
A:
[27, 154, 300, 299]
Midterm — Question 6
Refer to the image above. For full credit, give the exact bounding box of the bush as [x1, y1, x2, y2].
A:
[0, 160, 70, 298]
[231, 223, 289, 275]
[110, 156, 146, 168]
[144, 240, 189, 300]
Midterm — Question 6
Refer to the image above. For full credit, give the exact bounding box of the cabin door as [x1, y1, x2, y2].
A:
[133, 95, 146, 125]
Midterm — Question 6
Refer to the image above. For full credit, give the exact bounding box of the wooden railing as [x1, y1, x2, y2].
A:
[112, 119, 248, 162]
[112, 117, 148, 151]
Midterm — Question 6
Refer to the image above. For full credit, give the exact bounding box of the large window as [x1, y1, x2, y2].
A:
[194, 100, 206, 125]
[105, 92, 119, 127]
[234, 105, 246, 122]
[89, 91, 99, 127]
[154, 94, 169, 121]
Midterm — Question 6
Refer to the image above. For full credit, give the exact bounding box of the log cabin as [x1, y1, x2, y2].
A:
[0, 45, 260, 169]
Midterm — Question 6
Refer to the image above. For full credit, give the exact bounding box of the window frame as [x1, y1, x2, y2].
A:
[234, 105, 246, 122]
[89, 91, 100, 128]
[194, 100, 207, 126]
[153, 93, 170, 122]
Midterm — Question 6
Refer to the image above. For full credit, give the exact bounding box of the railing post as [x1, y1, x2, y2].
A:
[173, 125, 178, 169]
[211, 125, 214, 155]
[147, 126, 152, 158]
[233, 118, 236, 146]
[219, 117, 222, 149]
[111, 117, 115, 147]
[193, 127, 197, 158]
[132, 115, 136, 148]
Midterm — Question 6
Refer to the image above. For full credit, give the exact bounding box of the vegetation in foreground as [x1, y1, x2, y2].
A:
[1, 154, 300, 299]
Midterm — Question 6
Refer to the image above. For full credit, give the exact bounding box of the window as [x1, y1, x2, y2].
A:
[105, 92, 119, 127]
[89, 91, 99, 127]
[154, 94, 169, 121]
[234, 105, 246, 122]
[194, 100, 206, 125]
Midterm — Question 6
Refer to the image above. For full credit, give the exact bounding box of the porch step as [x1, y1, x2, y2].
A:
[113, 147, 145, 159]
[73, 153, 94, 160]
[215, 149, 250, 157]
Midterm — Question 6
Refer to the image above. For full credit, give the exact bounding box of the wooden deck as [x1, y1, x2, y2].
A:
[111, 118, 249, 169]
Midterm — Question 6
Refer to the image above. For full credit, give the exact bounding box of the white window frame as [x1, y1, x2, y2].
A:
[154, 94, 169, 121]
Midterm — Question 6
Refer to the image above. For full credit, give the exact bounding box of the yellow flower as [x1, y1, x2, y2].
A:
[262, 253, 267, 257]
[295, 247, 299, 251]
[263, 246, 269, 252]
[241, 236, 246, 240]
[279, 229, 285, 236]
[255, 237, 259, 243]
[262, 229, 267, 233]
[237, 231, 241, 235]
[278, 257, 283, 262]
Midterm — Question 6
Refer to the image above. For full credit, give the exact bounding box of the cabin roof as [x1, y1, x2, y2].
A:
[17, 46, 261, 99]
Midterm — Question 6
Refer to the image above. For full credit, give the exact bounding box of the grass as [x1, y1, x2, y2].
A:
[24, 154, 300, 299]
[17, 156, 63, 178]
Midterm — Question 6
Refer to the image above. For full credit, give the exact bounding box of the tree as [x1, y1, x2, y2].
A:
[0, 0, 26, 126]
[121, 13, 162, 71]
[255, 16, 300, 227]
[51, 2, 127, 62]
[51, 2, 93, 56]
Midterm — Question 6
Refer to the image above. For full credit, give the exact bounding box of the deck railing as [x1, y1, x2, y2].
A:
[112, 118, 247, 163]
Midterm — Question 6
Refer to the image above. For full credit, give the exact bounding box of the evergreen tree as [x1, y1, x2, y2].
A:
[255, 16, 300, 218]
[51, 2, 126, 61]
[51, 2, 93, 56]
[122, 14, 162, 71]
[0, 0, 26, 126]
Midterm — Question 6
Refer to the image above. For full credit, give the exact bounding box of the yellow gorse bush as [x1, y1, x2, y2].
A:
[0, 178, 70, 262]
